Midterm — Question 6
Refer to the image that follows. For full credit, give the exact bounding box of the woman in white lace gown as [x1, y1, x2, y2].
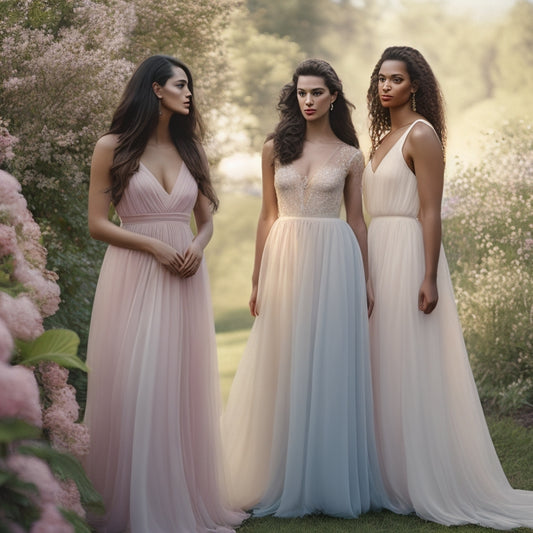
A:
[363, 45, 533, 529]
[222, 59, 391, 518]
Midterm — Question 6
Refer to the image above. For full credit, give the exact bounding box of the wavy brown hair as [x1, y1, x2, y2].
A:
[269, 59, 358, 165]
[367, 46, 446, 158]
[107, 55, 218, 209]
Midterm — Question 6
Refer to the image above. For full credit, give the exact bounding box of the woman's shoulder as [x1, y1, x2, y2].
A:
[408, 119, 439, 144]
[337, 142, 364, 166]
[405, 119, 443, 161]
[95, 133, 120, 149]
[262, 138, 275, 163]
[92, 134, 119, 165]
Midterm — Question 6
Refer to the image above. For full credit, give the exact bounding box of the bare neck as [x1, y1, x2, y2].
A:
[149, 115, 174, 147]
[304, 116, 338, 144]
[389, 107, 419, 133]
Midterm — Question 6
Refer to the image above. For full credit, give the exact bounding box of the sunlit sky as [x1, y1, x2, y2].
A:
[382, 0, 522, 19]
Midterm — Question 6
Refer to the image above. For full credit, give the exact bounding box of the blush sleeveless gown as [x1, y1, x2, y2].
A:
[221, 144, 391, 518]
[363, 119, 533, 529]
[84, 163, 246, 533]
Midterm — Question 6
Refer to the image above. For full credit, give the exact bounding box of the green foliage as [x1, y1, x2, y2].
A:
[129, 0, 236, 109]
[0, 419, 41, 444]
[60, 508, 94, 533]
[0, 468, 40, 530]
[247, 0, 331, 57]
[495, 0, 533, 96]
[14, 329, 87, 372]
[220, 8, 304, 150]
[18, 443, 105, 515]
[443, 121, 533, 412]
[0, 255, 26, 297]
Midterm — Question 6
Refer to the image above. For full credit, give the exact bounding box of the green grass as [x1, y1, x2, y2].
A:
[236, 510, 533, 532]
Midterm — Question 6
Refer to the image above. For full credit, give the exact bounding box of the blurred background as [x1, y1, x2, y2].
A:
[0, 0, 531, 414]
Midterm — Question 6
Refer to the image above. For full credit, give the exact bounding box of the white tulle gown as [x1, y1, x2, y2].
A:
[363, 119, 533, 529]
[84, 163, 246, 533]
[222, 143, 391, 518]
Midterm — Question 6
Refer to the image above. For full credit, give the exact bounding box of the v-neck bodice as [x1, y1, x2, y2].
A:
[116, 161, 197, 224]
[363, 120, 434, 219]
[275, 143, 363, 218]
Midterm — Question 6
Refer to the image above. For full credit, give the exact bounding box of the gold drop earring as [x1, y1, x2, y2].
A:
[411, 92, 416, 112]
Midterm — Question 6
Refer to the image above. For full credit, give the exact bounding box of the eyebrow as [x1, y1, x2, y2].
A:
[297, 87, 325, 91]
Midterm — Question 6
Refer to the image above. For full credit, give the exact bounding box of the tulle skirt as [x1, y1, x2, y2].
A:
[84, 219, 246, 533]
[368, 215, 533, 529]
[222, 216, 390, 518]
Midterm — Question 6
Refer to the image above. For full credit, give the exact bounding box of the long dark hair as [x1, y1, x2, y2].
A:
[107, 54, 218, 209]
[367, 46, 446, 158]
[269, 59, 359, 165]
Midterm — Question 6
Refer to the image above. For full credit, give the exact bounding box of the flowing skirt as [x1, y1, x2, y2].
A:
[368, 215, 533, 530]
[84, 219, 246, 533]
[222, 216, 389, 518]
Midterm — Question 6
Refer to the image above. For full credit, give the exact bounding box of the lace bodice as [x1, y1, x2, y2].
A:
[275, 144, 364, 218]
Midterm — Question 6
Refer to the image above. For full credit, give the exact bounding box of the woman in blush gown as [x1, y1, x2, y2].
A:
[222, 59, 390, 519]
[363, 45, 533, 529]
[83, 55, 246, 533]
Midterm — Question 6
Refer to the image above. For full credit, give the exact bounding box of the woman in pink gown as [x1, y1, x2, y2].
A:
[83, 55, 246, 533]
[363, 45, 533, 529]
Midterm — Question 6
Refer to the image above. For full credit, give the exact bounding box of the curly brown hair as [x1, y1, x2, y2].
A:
[269, 59, 358, 165]
[367, 46, 446, 158]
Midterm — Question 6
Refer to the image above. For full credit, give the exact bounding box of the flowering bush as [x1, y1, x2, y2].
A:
[0, 162, 101, 531]
[443, 121, 533, 412]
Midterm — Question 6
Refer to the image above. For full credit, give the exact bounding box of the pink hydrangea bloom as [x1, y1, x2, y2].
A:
[13, 263, 61, 318]
[0, 169, 22, 204]
[39, 361, 69, 390]
[0, 317, 14, 363]
[0, 363, 42, 427]
[30, 503, 74, 533]
[0, 292, 44, 341]
[44, 412, 89, 460]
[45, 385, 79, 422]
[57, 478, 85, 518]
[6, 455, 60, 505]
[0, 224, 18, 256]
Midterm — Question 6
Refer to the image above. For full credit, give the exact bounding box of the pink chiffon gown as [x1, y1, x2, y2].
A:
[84, 162, 246, 533]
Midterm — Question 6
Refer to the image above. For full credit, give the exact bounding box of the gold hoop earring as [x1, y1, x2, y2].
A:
[411, 92, 416, 112]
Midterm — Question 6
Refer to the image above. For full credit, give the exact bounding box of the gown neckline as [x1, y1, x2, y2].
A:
[370, 119, 428, 174]
[139, 160, 184, 196]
